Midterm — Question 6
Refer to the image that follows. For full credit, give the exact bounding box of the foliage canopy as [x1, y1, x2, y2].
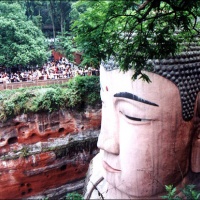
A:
[0, 2, 49, 68]
[56, 32, 78, 62]
[72, 0, 200, 81]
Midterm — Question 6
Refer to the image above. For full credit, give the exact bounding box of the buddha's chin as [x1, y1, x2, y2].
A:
[103, 172, 165, 198]
[105, 185, 165, 200]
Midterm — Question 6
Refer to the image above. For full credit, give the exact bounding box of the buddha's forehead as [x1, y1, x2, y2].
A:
[101, 43, 200, 121]
[100, 66, 181, 112]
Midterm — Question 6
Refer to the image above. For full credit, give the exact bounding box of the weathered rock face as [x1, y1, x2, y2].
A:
[0, 106, 101, 199]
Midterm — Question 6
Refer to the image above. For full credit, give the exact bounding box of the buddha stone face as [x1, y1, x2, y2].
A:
[97, 65, 194, 197]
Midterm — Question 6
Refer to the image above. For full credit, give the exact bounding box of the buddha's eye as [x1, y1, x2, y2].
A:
[125, 114, 151, 122]
[120, 111, 151, 122]
[124, 114, 143, 121]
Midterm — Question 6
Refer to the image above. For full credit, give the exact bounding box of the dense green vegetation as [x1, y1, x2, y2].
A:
[72, 0, 200, 81]
[0, 76, 100, 122]
[23, 0, 73, 38]
[0, 0, 77, 69]
[1, 0, 200, 74]
[0, 2, 49, 69]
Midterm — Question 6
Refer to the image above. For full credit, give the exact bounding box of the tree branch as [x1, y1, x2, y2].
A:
[137, 1, 155, 23]
[86, 177, 104, 200]
[137, 0, 153, 11]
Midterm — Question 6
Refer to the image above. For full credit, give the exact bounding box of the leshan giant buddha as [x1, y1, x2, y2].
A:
[84, 42, 200, 199]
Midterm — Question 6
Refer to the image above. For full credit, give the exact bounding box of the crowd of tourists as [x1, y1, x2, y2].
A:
[0, 57, 99, 83]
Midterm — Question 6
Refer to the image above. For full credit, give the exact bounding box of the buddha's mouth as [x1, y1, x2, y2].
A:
[102, 161, 121, 173]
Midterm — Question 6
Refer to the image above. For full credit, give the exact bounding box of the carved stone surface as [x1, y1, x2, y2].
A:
[0, 107, 101, 199]
[83, 65, 200, 199]
[102, 42, 200, 121]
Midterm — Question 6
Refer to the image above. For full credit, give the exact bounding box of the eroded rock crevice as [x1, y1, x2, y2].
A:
[0, 107, 101, 199]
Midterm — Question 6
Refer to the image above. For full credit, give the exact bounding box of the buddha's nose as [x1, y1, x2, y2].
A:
[97, 103, 119, 155]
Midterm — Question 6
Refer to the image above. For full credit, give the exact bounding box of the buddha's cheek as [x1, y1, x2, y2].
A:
[115, 121, 178, 196]
[111, 123, 153, 196]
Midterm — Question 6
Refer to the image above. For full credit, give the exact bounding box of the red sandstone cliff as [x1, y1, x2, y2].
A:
[0, 107, 101, 199]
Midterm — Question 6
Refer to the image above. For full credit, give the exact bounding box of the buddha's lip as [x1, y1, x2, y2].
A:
[102, 161, 121, 173]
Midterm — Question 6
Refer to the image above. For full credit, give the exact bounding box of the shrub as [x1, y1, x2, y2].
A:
[66, 75, 100, 107]
[30, 87, 67, 112]
[161, 184, 200, 200]
[66, 192, 83, 200]
[0, 76, 100, 121]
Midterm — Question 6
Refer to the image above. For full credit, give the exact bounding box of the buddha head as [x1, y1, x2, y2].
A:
[97, 47, 200, 198]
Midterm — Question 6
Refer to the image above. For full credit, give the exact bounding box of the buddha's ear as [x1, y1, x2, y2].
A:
[191, 93, 200, 173]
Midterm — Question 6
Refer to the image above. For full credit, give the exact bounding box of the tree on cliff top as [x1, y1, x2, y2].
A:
[0, 2, 49, 68]
[72, 0, 200, 81]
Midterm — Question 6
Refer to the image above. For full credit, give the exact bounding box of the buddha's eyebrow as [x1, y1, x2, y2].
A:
[114, 92, 159, 107]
